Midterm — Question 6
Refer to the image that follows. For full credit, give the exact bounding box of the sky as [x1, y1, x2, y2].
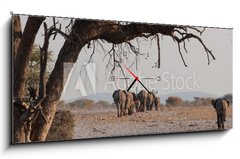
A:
[19, 14, 232, 101]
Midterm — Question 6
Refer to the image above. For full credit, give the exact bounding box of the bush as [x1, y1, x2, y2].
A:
[95, 100, 113, 107]
[46, 109, 75, 141]
[191, 97, 212, 106]
[166, 96, 183, 106]
[68, 99, 94, 108]
[223, 93, 232, 104]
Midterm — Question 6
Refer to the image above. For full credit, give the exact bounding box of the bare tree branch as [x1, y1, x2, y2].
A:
[177, 43, 188, 67]
[172, 27, 215, 66]
[186, 26, 206, 35]
[156, 34, 161, 68]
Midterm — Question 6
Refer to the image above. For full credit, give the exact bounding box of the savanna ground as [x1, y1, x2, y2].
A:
[65, 105, 232, 140]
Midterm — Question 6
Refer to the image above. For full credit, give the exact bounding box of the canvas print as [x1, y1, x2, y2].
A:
[12, 14, 232, 144]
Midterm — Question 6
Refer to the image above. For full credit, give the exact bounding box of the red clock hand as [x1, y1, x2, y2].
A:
[123, 64, 139, 80]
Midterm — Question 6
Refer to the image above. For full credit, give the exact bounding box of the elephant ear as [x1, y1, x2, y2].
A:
[211, 99, 217, 109]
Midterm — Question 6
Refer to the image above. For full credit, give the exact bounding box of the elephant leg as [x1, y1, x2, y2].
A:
[139, 103, 143, 112]
[127, 104, 131, 115]
[155, 104, 158, 110]
[116, 103, 120, 117]
[120, 103, 123, 117]
[130, 107, 133, 115]
[221, 114, 225, 129]
[124, 103, 128, 116]
[150, 103, 153, 110]
[121, 104, 126, 116]
[143, 99, 146, 112]
[128, 108, 131, 115]
[217, 114, 221, 129]
[129, 104, 134, 115]
[135, 103, 139, 112]
[223, 111, 226, 122]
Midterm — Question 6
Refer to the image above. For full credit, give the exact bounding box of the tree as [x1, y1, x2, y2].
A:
[26, 44, 53, 93]
[13, 15, 215, 143]
[223, 93, 232, 104]
[13, 15, 45, 143]
[166, 96, 183, 106]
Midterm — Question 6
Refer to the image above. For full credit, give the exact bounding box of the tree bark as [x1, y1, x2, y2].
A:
[12, 15, 22, 62]
[31, 32, 86, 141]
[13, 16, 45, 143]
[14, 16, 45, 98]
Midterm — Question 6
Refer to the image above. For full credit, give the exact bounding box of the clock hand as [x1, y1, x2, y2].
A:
[127, 79, 137, 91]
[138, 80, 150, 93]
[123, 64, 138, 80]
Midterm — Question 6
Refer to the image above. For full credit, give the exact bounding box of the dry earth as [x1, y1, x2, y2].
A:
[70, 105, 232, 139]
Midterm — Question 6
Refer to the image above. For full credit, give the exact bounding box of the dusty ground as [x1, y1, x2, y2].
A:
[70, 105, 232, 139]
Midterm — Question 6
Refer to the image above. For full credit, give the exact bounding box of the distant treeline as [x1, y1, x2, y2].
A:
[165, 93, 232, 106]
[61, 93, 232, 108]
[67, 99, 114, 109]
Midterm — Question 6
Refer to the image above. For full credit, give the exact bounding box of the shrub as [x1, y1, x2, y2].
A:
[192, 97, 212, 106]
[223, 93, 232, 104]
[46, 109, 75, 141]
[166, 96, 183, 106]
[68, 99, 95, 108]
[95, 100, 112, 107]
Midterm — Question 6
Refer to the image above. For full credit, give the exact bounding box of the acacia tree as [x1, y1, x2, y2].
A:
[13, 15, 215, 143]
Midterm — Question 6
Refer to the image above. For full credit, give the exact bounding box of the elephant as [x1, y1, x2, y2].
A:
[154, 96, 161, 110]
[125, 92, 138, 115]
[146, 92, 156, 111]
[211, 98, 229, 129]
[137, 90, 157, 112]
[137, 90, 148, 112]
[112, 89, 127, 117]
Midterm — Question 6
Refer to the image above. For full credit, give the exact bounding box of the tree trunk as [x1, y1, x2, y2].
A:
[13, 16, 45, 143]
[14, 16, 45, 98]
[12, 15, 22, 62]
[31, 38, 86, 141]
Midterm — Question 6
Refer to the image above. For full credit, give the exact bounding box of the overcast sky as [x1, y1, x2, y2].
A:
[19, 15, 232, 101]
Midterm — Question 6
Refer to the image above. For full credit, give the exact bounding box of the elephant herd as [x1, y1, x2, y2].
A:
[112, 90, 230, 130]
[112, 89, 160, 117]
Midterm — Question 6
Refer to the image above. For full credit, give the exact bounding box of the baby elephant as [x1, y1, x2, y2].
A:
[211, 98, 229, 129]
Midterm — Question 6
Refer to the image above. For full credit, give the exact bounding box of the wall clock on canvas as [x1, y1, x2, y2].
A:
[12, 14, 232, 143]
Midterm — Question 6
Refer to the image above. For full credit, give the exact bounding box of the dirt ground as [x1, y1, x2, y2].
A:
[70, 105, 232, 140]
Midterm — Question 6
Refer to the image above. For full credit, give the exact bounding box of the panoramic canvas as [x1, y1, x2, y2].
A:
[12, 14, 232, 143]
